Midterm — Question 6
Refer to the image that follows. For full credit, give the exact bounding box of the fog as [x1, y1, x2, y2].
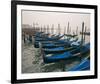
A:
[22, 10, 90, 34]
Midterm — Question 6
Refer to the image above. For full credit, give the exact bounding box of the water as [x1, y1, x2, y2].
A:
[22, 43, 81, 73]
[22, 34, 90, 73]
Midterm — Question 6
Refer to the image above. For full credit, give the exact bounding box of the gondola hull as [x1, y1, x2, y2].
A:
[43, 43, 90, 63]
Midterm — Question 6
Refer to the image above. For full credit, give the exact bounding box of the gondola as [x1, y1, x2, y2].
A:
[42, 44, 80, 54]
[34, 34, 66, 48]
[42, 43, 90, 63]
[34, 35, 78, 48]
[35, 34, 65, 41]
[41, 38, 82, 55]
[41, 36, 78, 44]
[40, 37, 78, 49]
[67, 56, 90, 71]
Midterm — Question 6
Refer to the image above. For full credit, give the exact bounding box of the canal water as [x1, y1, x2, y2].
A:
[22, 34, 90, 73]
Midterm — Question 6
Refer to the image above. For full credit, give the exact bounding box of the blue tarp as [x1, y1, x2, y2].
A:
[68, 59, 90, 71]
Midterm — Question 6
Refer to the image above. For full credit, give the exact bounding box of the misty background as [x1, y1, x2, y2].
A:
[22, 10, 90, 34]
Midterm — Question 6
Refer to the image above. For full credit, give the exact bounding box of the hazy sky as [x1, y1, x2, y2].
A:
[22, 10, 90, 34]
